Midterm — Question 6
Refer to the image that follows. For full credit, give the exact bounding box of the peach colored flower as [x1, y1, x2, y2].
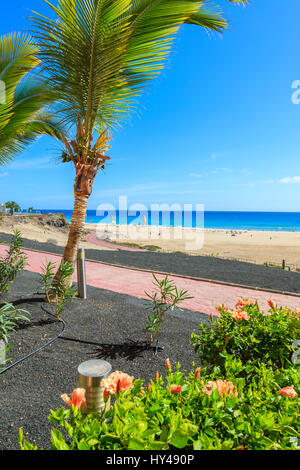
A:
[155, 370, 159, 381]
[236, 446, 245, 450]
[101, 371, 134, 395]
[147, 383, 151, 391]
[61, 388, 86, 410]
[202, 380, 238, 398]
[195, 368, 201, 379]
[279, 386, 297, 399]
[170, 385, 182, 394]
[166, 358, 171, 371]
[231, 309, 250, 321]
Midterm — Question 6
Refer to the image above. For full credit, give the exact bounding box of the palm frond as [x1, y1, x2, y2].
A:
[0, 33, 67, 165]
[31, 0, 243, 136]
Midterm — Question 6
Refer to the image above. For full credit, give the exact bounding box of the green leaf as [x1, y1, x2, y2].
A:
[170, 422, 198, 449]
[77, 440, 92, 450]
[51, 428, 70, 450]
[128, 436, 147, 450]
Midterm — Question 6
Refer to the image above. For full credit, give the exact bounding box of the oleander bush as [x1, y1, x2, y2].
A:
[0, 230, 27, 295]
[19, 357, 299, 451]
[144, 274, 192, 345]
[0, 302, 30, 344]
[191, 299, 300, 371]
[40, 260, 77, 320]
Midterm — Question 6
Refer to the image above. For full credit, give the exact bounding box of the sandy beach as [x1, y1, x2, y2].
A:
[85, 223, 300, 268]
[0, 214, 115, 252]
[1, 214, 300, 269]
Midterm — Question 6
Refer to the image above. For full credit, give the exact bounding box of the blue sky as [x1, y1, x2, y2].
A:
[1, 0, 300, 212]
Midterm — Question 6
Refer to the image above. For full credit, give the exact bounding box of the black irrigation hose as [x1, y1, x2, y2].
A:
[0, 305, 66, 375]
[0, 294, 164, 375]
[20, 293, 164, 353]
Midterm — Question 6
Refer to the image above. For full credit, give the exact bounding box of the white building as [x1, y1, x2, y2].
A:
[0, 203, 6, 213]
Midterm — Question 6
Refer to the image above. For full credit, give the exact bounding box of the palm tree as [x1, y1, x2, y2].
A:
[28, 207, 35, 213]
[31, 0, 247, 286]
[5, 201, 21, 215]
[0, 33, 66, 166]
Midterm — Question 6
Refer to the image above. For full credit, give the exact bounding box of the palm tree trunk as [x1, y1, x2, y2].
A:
[52, 192, 88, 288]
[64, 194, 88, 264]
[51, 136, 103, 291]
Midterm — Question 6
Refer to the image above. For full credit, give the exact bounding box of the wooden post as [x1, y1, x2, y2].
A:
[77, 248, 87, 299]
[0, 340, 6, 365]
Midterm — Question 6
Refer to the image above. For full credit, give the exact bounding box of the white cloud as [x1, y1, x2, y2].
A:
[189, 172, 203, 178]
[280, 176, 300, 184]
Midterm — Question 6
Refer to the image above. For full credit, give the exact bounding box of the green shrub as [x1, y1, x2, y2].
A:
[0, 302, 30, 343]
[18, 358, 299, 451]
[191, 298, 300, 371]
[40, 260, 77, 320]
[144, 274, 192, 345]
[0, 230, 27, 294]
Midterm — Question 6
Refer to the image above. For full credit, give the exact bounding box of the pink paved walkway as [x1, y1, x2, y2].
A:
[85, 231, 142, 251]
[2, 244, 300, 316]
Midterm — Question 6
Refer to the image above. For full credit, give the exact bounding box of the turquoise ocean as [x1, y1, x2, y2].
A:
[40, 210, 300, 232]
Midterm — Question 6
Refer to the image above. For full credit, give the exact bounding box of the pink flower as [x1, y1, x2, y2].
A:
[170, 385, 182, 394]
[202, 380, 238, 398]
[279, 386, 297, 399]
[166, 358, 171, 371]
[61, 388, 86, 410]
[101, 371, 134, 395]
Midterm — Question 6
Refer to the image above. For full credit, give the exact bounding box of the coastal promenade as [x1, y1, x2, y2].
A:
[1, 244, 300, 315]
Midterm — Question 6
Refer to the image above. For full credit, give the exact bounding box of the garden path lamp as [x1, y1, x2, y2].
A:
[77, 359, 112, 413]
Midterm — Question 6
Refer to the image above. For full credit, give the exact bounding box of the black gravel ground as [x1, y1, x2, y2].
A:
[0, 271, 208, 450]
[1, 232, 300, 293]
